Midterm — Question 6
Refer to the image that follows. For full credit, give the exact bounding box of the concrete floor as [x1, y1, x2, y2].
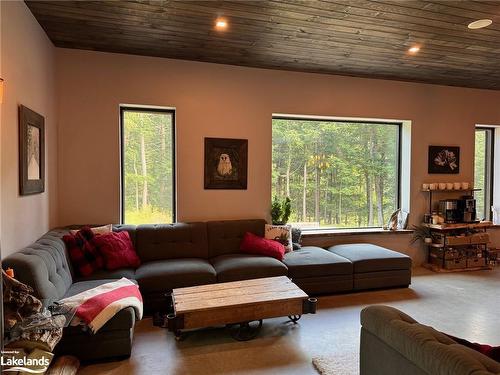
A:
[77, 267, 500, 375]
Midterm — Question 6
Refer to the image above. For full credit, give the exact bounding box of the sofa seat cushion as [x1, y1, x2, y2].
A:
[328, 244, 412, 273]
[63, 279, 138, 331]
[210, 254, 288, 283]
[136, 259, 216, 293]
[74, 268, 136, 282]
[64, 278, 138, 298]
[283, 246, 353, 278]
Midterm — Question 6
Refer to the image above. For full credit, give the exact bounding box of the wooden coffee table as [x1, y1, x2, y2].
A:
[167, 276, 317, 341]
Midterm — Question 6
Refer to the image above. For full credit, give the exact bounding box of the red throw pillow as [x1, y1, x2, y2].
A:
[63, 227, 105, 277]
[93, 231, 141, 270]
[446, 334, 500, 363]
[240, 232, 285, 260]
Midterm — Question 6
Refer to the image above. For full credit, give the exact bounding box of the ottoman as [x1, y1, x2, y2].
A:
[328, 244, 412, 291]
[283, 246, 353, 294]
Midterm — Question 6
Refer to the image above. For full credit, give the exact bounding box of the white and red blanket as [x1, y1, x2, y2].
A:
[59, 278, 143, 333]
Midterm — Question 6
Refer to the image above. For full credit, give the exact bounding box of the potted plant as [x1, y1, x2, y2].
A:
[410, 224, 434, 245]
[270, 196, 291, 225]
[268, 196, 293, 252]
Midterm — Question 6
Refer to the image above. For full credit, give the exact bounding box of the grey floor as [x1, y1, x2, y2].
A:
[77, 267, 500, 375]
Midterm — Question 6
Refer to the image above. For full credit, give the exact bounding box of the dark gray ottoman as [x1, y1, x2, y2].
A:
[327, 244, 412, 291]
[283, 246, 353, 294]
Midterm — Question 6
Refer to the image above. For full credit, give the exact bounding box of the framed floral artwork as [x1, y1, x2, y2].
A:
[428, 145, 459, 174]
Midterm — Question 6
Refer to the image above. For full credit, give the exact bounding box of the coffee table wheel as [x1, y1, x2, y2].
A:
[174, 330, 185, 341]
[288, 315, 302, 323]
[229, 320, 263, 341]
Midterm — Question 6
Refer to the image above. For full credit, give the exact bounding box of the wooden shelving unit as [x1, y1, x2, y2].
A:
[423, 222, 492, 272]
[421, 188, 493, 272]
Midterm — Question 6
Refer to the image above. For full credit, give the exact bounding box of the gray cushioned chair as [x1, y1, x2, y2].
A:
[360, 305, 500, 375]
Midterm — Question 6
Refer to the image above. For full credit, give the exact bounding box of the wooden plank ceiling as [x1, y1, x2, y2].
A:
[26, 0, 500, 90]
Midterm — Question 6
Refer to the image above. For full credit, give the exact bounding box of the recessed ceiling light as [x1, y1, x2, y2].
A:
[408, 46, 420, 54]
[215, 18, 228, 30]
[468, 19, 492, 29]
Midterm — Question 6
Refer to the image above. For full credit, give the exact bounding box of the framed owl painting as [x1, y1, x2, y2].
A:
[204, 137, 248, 189]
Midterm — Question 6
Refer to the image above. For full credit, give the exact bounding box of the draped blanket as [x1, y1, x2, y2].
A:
[59, 278, 143, 333]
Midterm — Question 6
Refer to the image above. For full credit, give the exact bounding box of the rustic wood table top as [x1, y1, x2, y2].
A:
[172, 276, 308, 314]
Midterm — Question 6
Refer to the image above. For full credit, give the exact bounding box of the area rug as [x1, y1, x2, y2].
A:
[312, 351, 359, 375]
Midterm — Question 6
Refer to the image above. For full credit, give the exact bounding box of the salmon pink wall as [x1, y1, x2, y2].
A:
[56, 49, 500, 264]
[0, 2, 58, 256]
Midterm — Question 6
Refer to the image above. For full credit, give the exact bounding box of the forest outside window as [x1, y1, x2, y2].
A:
[272, 117, 401, 230]
[121, 107, 175, 224]
[474, 127, 494, 221]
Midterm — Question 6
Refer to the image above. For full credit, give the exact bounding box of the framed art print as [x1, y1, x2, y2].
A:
[428, 145, 460, 174]
[19, 105, 45, 195]
[204, 137, 248, 189]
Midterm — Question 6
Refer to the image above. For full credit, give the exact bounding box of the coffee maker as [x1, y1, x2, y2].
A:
[459, 195, 477, 223]
[439, 199, 461, 223]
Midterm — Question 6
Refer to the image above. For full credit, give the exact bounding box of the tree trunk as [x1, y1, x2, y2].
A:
[140, 133, 148, 208]
[160, 122, 166, 201]
[315, 166, 320, 224]
[133, 158, 139, 211]
[375, 176, 384, 226]
[302, 162, 307, 221]
[366, 128, 375, 226]
[365, 171, 373, 226]
[286, 145, 291, 197]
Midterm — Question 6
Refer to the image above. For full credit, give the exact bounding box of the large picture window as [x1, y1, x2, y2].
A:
[121, 107, 175, 224]
[474, 127, 494, 221]
[272, 117, 401, 229]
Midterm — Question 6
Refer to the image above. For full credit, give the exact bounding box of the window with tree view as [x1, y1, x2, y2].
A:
[272, 118, 400, 229]
[474, 127, 494, 221]
[121, 107, 175, 224]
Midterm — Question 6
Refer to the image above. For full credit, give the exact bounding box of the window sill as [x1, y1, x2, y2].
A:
[301, 228, 414, 238]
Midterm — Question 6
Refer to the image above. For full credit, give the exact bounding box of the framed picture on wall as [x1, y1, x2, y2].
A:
[19, 105, 45, 195]
[428, 145, 460, 174]
[204, 137, 248, 189]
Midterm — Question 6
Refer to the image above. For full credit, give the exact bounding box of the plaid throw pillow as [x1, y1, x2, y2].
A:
[63, 227, 104, 277]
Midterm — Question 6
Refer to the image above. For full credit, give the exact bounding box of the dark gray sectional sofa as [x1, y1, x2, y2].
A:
[3, 219, 412, 361]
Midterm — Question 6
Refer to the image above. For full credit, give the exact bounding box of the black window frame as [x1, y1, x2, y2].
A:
[119, 106, 176, 224]
[475, 126, 495, 221]
[271, 116, 403, 230]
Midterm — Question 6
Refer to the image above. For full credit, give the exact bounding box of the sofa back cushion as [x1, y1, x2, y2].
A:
[135, 223, 208, 262]
[113, 224, 137, 248]
[207, 219, 266, 258]
[3, 229, 74, 307]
